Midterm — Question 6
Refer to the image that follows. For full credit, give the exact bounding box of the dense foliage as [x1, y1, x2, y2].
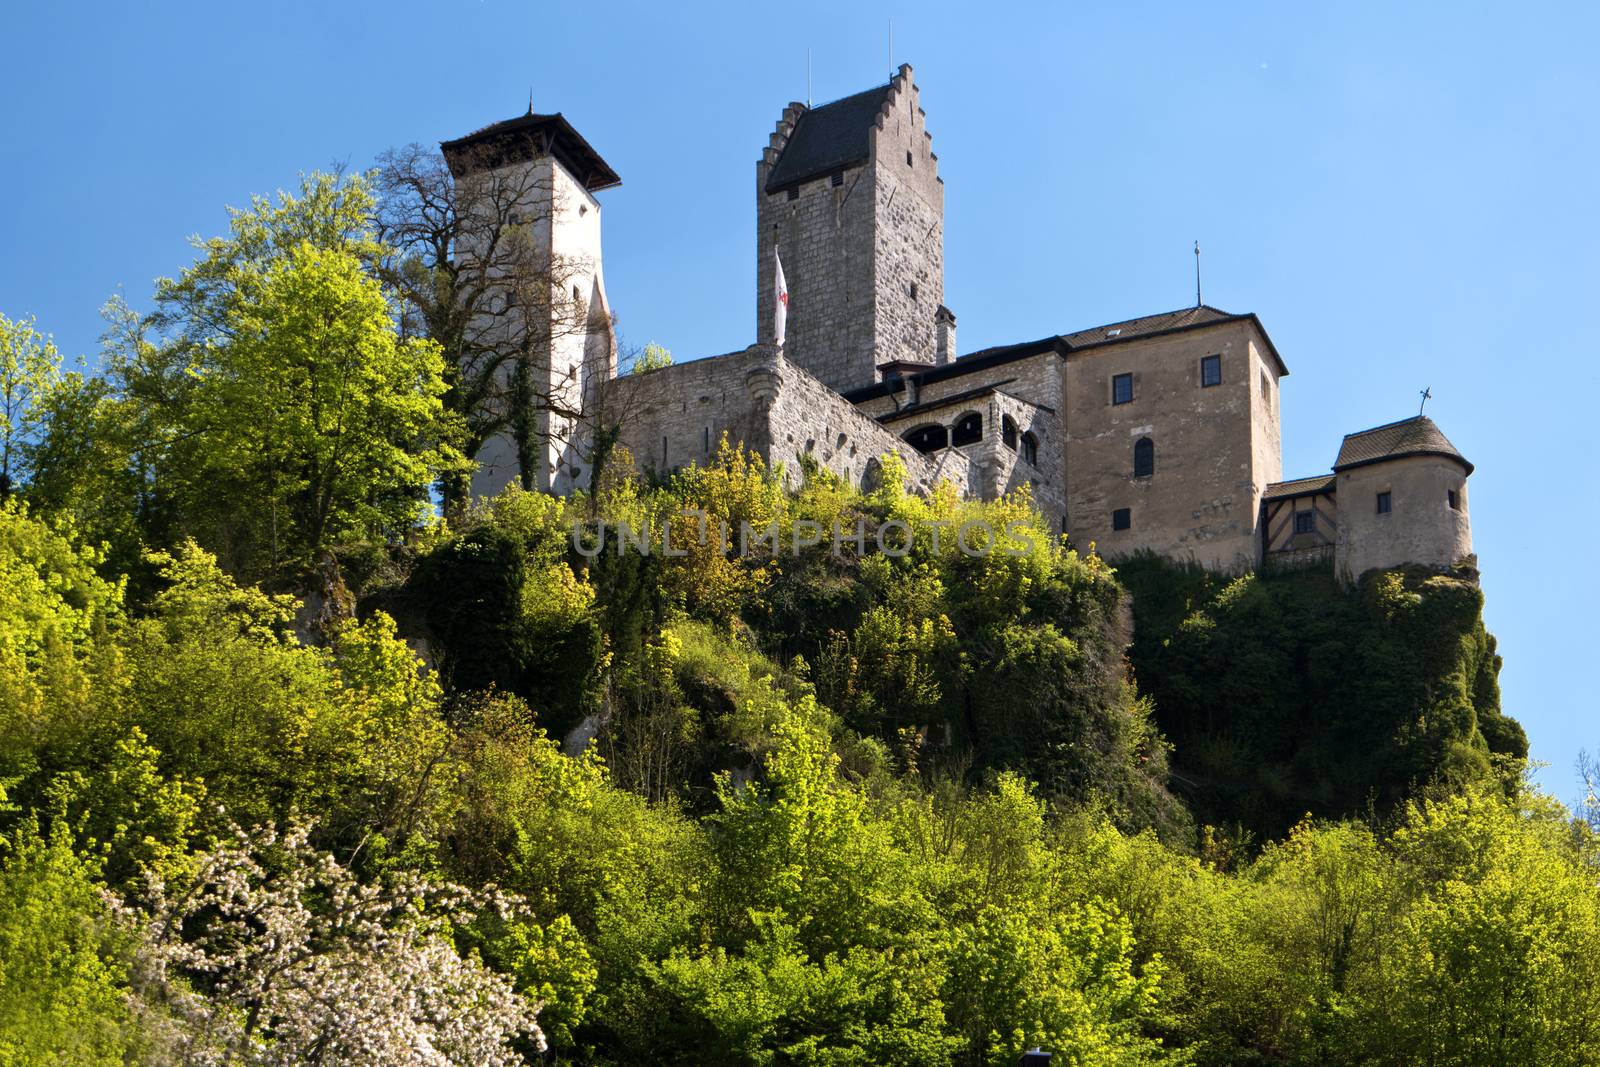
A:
[1, 166, 1587, 1066]
[1116, 555, 1528, 840]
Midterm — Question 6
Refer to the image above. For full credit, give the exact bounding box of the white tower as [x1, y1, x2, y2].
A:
[441, 110, 620, 496]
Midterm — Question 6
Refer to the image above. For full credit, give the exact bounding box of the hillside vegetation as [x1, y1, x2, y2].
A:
[0, 172, 1590, 1067]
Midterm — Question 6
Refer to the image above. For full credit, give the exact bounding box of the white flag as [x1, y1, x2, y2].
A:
[774, 248, 789, 348]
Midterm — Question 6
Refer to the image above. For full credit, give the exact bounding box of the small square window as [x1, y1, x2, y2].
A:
[1112, 373, 1134, 405]
[1294, 510, 1316, 535]
[1447, 489, 1460, 510]
[786, 185, 799, 201]
[1201, 354, 1222, 387]
[1376, 492, 1392, 514]
[1112, 507, 1131, 531]
[830, 170, 844, 187]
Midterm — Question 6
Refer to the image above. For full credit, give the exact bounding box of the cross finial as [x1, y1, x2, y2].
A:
[1419, 386, 1433, 415]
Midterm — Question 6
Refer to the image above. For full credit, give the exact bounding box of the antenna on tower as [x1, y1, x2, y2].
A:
[527, 87, 533, 115]
[807, 48, 812, 107]
[888, 19, 894, 79]
[1194, 240, 1203, 307]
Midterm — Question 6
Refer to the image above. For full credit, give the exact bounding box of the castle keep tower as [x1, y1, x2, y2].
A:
[757, 65, 945, 393]
[441, 110, 620, 497]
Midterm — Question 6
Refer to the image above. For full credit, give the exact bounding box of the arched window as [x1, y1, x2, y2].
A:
[1133, 436, 1154, 478]
[952, 412, 983, 447]
[903, 424, 947, 454]
[1001, 415, 1019, 449]
[1020, 432, 1038, 467]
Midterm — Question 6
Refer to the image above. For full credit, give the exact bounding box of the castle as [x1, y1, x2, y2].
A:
[442, 65, 1476, 582]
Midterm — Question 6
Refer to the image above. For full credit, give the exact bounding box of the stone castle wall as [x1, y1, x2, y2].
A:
[602, 345, 968, 497]
[756, 158, 876, 393]
[1336, 455, 1472, 581]
[867, 66, 944, 372]
[1063, 320, 1270, 569]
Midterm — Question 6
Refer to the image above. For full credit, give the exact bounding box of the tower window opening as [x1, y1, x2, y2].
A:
[1002, 415, 1018, 449]
[906, 150, 913, 166]
[787, 185, 800, 201]
[952, 412, 983, 447]
[1376, 491, 1392, 515]
[910, 282, 918, 301]
[704, 426, 711, 454]
[1294, 510, 1316, 535]
[1133, 436, 1154, 478]
[830, 170, 844, 188]
[1020, 432, 1039, 467]
[1112, 373, 1134, 405]
[1448, 489, 1460, 510]
[1112, 507, 1131, 531]
[1201, 354, 1222, 387]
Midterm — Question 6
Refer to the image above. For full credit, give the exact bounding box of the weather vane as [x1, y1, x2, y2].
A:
[1419, 386, 1432, 415]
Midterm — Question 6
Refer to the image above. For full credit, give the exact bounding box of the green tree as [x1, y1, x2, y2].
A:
[0, 314, 61, 502]
[0, 821, 136, 1065]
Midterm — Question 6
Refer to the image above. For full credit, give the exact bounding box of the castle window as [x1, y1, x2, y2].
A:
[903, 424, 947, 454]
[910, 282, 918, 301]
[906, 150, 913, 167]
[1020, 432, 1039, 467]
[1133, 436, 1154, 478]
[1112, 507, 1131, 531]
[787, 186, 800, 201]
[1261, 370, 1272, 404]
[1448, 489, 1460, 510]
[1294, 510, 1316, 535]
[1112, 373, 1134, 405]
[1002, 415, 1018, 449]
[1376, 491, 1392, 515]
[831, 170, 844, 187]
[952, 412, 983, 447]
[703, 426, 711, 454]
[1201, 354, 1222, 387]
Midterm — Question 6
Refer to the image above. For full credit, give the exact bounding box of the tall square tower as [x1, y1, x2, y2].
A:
[756, 65, 945, 393]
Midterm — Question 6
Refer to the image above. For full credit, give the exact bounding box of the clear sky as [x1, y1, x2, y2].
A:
[4, 1, 1596, 792]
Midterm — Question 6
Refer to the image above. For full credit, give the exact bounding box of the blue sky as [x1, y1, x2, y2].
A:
[4, 1, 1596, 790]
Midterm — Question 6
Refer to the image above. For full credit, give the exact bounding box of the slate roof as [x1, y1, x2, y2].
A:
[1059, 306, 1234, 349]
[440, 111, 620, 191]
[842, 305, 1289, 404]
[1263, 475, 1337, 501]
[765, 84, 893, 192]
[1333, 416, 1472, 475]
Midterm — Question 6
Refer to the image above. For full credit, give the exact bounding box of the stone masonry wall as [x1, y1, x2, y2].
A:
[602, 345, 968, 498]
[1336, 455, 1472, 581]
[1063, 320, 1272, 569]
[868, 65, 944, 373]
[756, 163, 876, 393]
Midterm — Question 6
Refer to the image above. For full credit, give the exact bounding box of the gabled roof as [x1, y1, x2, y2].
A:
[765, 84, 893, 193]
[1333, 416, 1472, 475]
[441, 111, 621, 191]
[1263, 474, 1337, 501]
